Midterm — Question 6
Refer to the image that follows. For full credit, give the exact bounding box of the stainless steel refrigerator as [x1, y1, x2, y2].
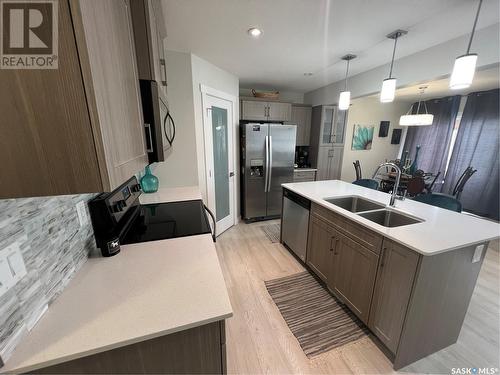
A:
[240, 122, 296, 221]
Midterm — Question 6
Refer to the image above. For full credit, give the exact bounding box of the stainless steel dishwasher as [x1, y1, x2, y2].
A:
[281, 189, 310, 262]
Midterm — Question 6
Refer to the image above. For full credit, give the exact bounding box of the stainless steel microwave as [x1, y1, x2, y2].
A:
[139, 80, 175, 163]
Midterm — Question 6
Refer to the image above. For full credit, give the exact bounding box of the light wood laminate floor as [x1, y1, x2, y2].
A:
[216, 220, 499, 374]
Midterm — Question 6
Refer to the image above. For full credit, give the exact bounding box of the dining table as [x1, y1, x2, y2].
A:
[378, 171, 438, 193]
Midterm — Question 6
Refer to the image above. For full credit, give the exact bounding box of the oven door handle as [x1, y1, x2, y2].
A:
[203, 204, 216, 242]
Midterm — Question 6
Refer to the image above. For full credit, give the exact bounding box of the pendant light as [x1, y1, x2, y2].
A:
[338, 54, 356, 110]
[380, 30, 407, 103]
[399, 86, 434, 126]
[449, 0, 483, 89]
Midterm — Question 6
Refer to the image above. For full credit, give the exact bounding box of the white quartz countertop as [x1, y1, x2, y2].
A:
[282, 180, 500, 256]
[2, 186, 232, 374]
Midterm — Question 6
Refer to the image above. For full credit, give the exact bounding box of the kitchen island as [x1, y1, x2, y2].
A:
[1, 187, 232, 374]
[281, 180, 499, 370]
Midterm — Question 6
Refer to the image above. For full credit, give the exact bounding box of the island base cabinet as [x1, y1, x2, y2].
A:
[330, 234, 379, 324]
[393, 243, 487, 370]
[34, 321, 227, 374]
[306, 216, 336, 283]
[368, 240, 420, 354]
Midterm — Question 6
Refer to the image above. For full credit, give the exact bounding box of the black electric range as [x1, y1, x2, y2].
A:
[88, 176, 215, 257]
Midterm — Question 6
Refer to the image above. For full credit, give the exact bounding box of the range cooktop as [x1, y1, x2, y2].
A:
[122, 200, 211, 244]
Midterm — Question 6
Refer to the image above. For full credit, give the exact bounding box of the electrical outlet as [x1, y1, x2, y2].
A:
[6, 248, 27, 283]
[76, 201, 89, 227]
[0, 242, 27, 297]
[0, 257, 12, 298]
[472, 244, 485, 263]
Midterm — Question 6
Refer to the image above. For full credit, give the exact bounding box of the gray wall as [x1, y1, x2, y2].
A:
[0, 194, 96, 365]
[340, 96, 410, 182]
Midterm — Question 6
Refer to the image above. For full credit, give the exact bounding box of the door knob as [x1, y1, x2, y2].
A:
[229, 172, 235, 177]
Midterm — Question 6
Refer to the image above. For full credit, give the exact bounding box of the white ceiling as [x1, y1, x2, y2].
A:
[161, 0, 500, 93]
[390, 65, 500, 102]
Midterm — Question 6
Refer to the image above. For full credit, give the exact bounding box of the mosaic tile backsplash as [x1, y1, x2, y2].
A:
[0, 194, 96, 366]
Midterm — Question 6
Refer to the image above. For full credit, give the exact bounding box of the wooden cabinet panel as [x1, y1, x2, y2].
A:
[342, 220, 382, 255]
[315, 146, 343, 181]
[369, 240, 420, 354]
[36, 321, 225, 374]
[306, 215, 336, 282]
[290, 105, 312, 146]
[311, 203, 382, 255]
[240, 100, 291, 122]
[331, 234, 379, 324]
[293, 170, 316, 182]
[315, 147, 331, 181]
[0, 0, 103, 198]
[130, 0, 167, 101]
[79, 0, 148, 189]
[268, 102, 291, 122]
[311, 203, 345, 232]
[241, 100, 268, 121]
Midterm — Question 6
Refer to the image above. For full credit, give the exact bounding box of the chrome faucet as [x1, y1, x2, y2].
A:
[372, 162, 402, 207]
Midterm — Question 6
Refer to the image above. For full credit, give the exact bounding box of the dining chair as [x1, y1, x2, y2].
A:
[353, 178, 379, 190]
[413, 193, 462, 212]
[353, 160, 362, 180]
[452, 166, 477, 201]
[425, 171, 441, 193]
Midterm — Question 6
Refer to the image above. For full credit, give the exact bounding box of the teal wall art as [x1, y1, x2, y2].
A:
[352, 124, 374, 150]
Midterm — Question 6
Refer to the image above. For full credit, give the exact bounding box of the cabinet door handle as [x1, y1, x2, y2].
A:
[144, 123, 153, 152]
[160, 58, 167, 86]
[334, 238, 340, 255]
[330, 236, 335, 252]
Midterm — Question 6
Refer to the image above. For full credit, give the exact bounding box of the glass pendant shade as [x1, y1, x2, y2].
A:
[399, 113, 434, 126]
[380, 78, 396, 103]
[338, 91, 350, 110]
[449, 54, 477, 90]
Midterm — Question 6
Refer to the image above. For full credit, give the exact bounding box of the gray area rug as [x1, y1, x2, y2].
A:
[261, 223, 280, 243]
[265, 271, 369, 357]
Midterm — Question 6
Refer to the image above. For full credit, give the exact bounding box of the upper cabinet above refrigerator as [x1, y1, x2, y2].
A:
[130, 0, 168, 102]
[241, 100, 292, 122]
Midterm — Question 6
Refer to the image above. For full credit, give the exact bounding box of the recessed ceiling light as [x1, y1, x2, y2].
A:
[304, 72, 313, 76]
[247, 28, 262, 38]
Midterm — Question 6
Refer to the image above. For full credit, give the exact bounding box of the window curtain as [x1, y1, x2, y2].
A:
[402, 95, 461, 185]
[442, 89, 500, 220]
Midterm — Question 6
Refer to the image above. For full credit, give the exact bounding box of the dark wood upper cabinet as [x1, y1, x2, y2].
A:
[0, 0, 148, 198]
[330, 233, 379, 324]
[368, 239, 420, 354]
[130, 0, 168, 101]
[306, 215, 336, 283]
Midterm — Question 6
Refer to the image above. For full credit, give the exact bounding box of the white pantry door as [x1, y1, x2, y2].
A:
[202, 93, 235, 236]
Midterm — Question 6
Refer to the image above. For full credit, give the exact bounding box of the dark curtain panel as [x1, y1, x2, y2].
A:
[442, 89, 500, 220]
[402, 96, 461, 183]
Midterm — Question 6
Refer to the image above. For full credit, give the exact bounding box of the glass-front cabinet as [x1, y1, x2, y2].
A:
[319, 105, 347, 146]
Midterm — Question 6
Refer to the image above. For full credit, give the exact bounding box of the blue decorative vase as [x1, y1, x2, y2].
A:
[140, 165, 159, 193]
[409, 145, 421, 175]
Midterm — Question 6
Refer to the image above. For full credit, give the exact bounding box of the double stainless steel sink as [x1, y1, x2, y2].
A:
[323, 196, 423, 228]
